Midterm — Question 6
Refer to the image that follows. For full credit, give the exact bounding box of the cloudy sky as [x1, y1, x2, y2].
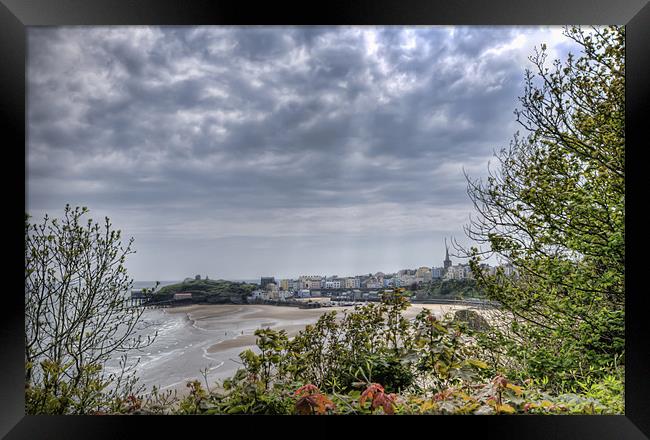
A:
[27, 26, 581, 281]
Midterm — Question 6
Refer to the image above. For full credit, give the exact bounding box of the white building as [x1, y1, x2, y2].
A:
[444, 265, 467, 280]
[324, 280, 342, 289]
[344, 277, 361, 289]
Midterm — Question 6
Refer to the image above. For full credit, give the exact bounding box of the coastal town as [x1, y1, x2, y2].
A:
[133, 242, 515, 309]
[244, 243, 516, 303]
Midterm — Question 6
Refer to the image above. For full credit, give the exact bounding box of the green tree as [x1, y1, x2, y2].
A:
[25, 205, 156, 414]
[461, 26, 624, 390]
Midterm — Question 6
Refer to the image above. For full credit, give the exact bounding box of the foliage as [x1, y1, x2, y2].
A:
[459, 25, 624, 392]
[153, 278, 256, 303]
[359, 383, 398, 414]
[122, 364, 621, 415]
[410, 309, 490, 391]
[82, 295, 622, 415]
[184, 288, 621, 415]
[25, 205, 155, 414]
[294, 384, 336, 415]
[284, 288, 416, 393]
[424, 278, 485, 299]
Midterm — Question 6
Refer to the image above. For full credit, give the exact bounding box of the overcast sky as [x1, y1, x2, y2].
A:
[27, 26, 581, 281]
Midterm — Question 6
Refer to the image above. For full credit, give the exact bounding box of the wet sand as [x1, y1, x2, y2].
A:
[168, 302, 474, 322]
[167, 303, 347, 321]
[204, 323, 321, 352]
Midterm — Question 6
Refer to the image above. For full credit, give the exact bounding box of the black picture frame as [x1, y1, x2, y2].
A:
[3, 0, 649, 438]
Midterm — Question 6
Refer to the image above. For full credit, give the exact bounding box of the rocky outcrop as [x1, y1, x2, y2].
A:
[453, 309, 490, 331]
[153, 278, 256, 305]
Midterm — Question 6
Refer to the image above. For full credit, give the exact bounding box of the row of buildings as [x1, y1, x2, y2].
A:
[256, 242, 516, 297]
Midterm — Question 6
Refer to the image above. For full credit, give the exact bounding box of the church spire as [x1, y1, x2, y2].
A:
[443, 238, 452, 271]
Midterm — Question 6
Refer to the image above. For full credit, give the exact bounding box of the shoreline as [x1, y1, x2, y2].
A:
[131, 302, 487, 398]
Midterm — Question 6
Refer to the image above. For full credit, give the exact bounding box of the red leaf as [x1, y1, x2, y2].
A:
[360, 383, 396, 414]
[295, 393, 336, 415]
[359, 383, 385, 407]
[295, 383, 320, 397]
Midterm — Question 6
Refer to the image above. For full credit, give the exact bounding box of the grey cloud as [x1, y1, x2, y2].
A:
[27, 26, 581, 279]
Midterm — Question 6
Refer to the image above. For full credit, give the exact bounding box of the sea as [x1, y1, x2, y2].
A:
[104, 278, 328, 396]
[102, 304, 346, 396]
[105, 279, 262, 394]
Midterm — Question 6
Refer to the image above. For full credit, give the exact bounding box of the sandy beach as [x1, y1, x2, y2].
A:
[167, 302, 477, 354]
[165, 304, 350, 355]
[106, 302, 484, 398]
